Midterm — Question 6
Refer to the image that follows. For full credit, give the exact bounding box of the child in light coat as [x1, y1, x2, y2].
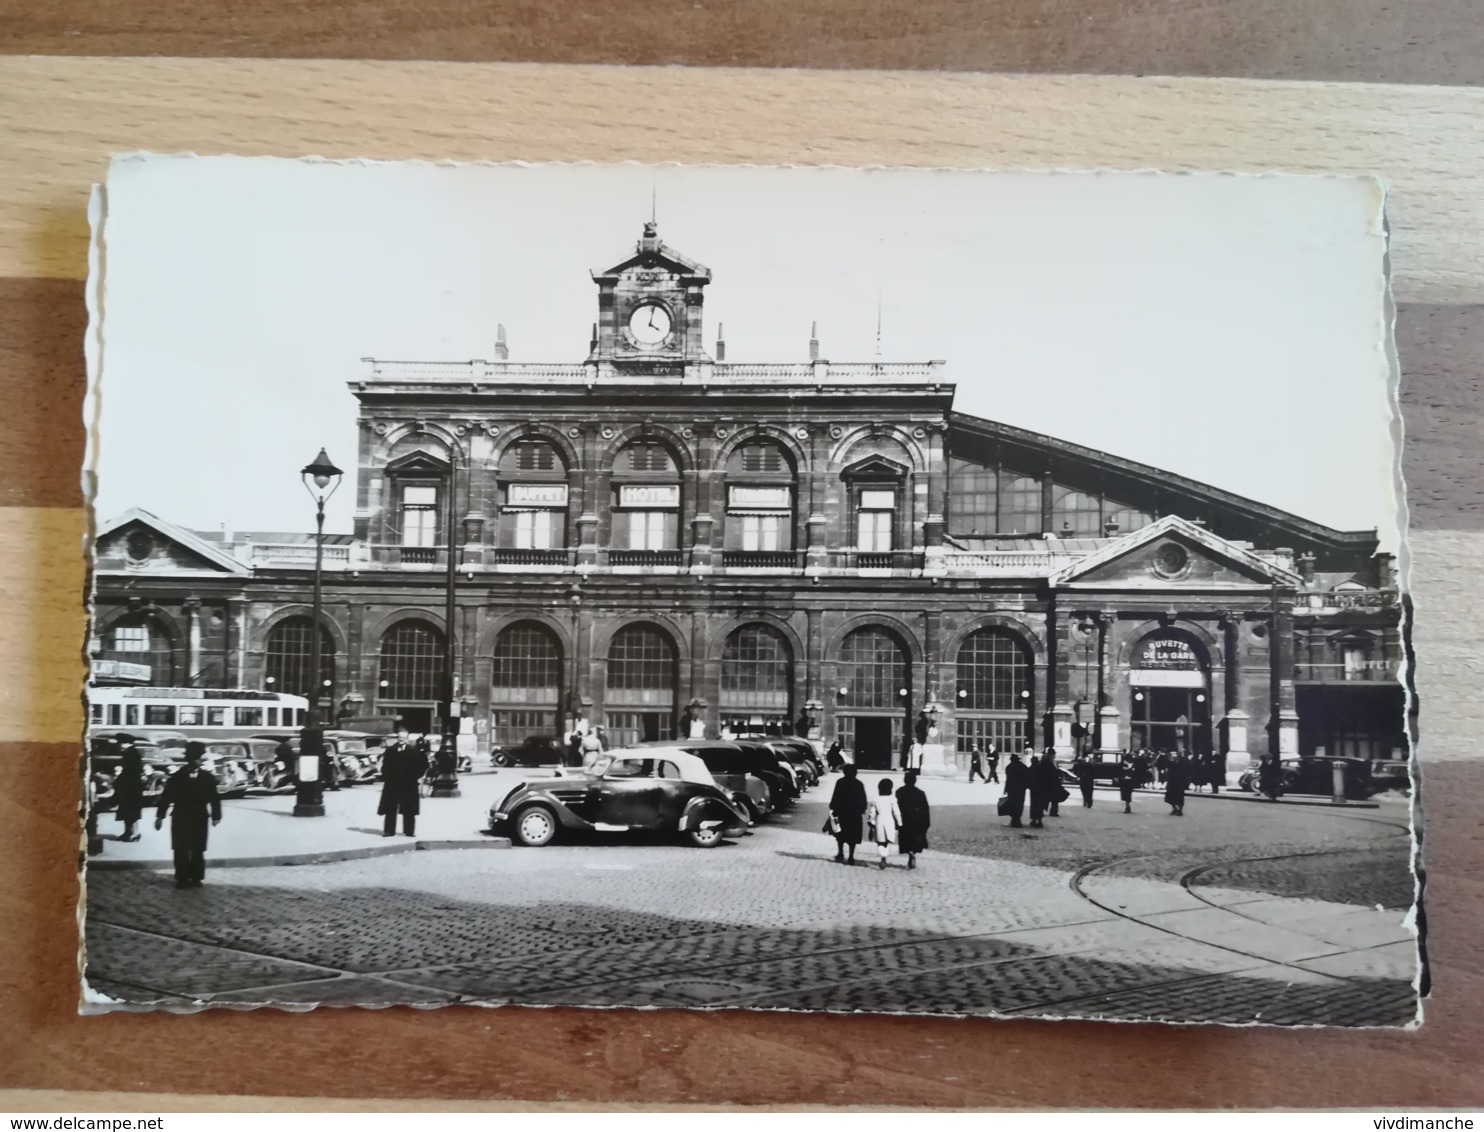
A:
[868, 777, 902, 870]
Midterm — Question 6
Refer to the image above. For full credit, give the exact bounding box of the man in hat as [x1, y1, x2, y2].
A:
[155, 741, 222, 888]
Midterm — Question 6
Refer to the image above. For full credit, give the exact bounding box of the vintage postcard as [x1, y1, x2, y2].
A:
[80, 157, 1418, 1023]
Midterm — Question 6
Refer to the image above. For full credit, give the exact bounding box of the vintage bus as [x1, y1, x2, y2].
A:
[87, 686, 311, 740]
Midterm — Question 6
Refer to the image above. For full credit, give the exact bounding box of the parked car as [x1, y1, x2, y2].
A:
[489, 749, 751, 848]
[87, 733, 175, 811]
[491, 736, 569, 768]
[89, 731, 252, 801]
[248, 731, 380, 785]
[632, 741, 773, 822]
[750, 735, 825, 782]
[652, 739, 799, 804]
[1238, 756, 1376, 799]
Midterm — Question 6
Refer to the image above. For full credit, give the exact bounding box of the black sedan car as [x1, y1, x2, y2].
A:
[1238, 756, 1377, 799]
[489, 750, 751, 848]
[491, 736, 570, 768]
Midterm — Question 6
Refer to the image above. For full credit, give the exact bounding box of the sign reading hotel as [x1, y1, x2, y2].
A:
[619, 484, 680, 508]
[507, 483, 568, 507]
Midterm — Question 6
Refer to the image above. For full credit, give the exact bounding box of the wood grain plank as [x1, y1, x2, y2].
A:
[1, 746, 1476, 1107]
[1, 59, 1483, 302]
[0, 0, 1481, 87]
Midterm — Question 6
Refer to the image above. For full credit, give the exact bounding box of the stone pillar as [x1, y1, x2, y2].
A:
[1047, 603, 1074, 756]
[923, 423, 947, 549]
[1272, 598, 1299, 755]
[225, 597, 245, 686]
[690, 514, 714, 572]
[1220, 611, 1249, 779]
[184, 598, 202, 685]
[1095, 613, 1120, 752]
[920, 611, 949, 774]
[805, 423, 831, 572]
[576, 424, 601, 569]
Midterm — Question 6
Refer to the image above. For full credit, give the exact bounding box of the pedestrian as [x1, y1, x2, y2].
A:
[580, 727, 605, 771]
[905, 740, 925, 772]
[1001, 749, 1028, 828]
[986, 742, 1001, 784]
[154, 741, 221, 889]
[1116, 752, 1139, 813]
[1028, 748, 1057, 828]
[113, 734, 145, 842]
[967, 744, 986, 783]
[378, 727, 429, 836]
[827, 763, 868, 864]
[896, 769, 931, 870]
[273, 736, 295, 790]
[1204, 750, 1223, 794]
[869, 777, 902, 870]
[1257, 753, 1283, 801]
[1165, 750, 1191, 816]
[1154, 749, 1169, 787]
[1045, 747, 1069, 816]
[1073, 750, 1096, 808]
[826, 738, 844, 772]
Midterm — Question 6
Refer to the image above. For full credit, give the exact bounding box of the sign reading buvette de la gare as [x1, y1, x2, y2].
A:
[507, 483, 568, 507]
[1138, 637, 1200, 669]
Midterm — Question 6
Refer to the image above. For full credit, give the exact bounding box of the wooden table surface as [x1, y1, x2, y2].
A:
[0, 4, 1481, 1110]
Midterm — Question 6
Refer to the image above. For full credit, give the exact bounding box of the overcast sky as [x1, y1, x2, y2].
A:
[93, 157, 1399, 550]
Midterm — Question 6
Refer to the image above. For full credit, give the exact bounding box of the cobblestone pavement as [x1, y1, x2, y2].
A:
[83, 777, 1419, 1025]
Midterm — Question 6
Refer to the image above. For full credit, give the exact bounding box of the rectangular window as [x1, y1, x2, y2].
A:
[741, 513, 784, 551]
[267, 707, 278, 726]
[90, 703, 103, 724]
[948, 457, 997, 534]
[515, 510, 557, 549]
[112, 626, 149, 653]
[207, 707, 227, 726]
[125, 705, 139, 726]
[491, 709, 558, 747]
[235, 706, 264, 726]
[107, 704, 121, 726]
[999, 475, 1042, 535]
[626, 510, 676, 550]
[856, 508, 893, 552]
[177, 705, 203, 726]
[143, 705, 175, 726]
[401, 484, 439, 548]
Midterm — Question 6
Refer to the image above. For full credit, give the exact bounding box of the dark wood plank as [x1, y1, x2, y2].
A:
[1, 279, 1478, 530]
[0, 738, 1477, 1105]
[0, 0, 1480, 85]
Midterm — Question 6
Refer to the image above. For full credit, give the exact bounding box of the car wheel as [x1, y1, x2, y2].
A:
[687, 825, 724, 849]
[492, 752, 510, 768]
[512, 805, 557, 847]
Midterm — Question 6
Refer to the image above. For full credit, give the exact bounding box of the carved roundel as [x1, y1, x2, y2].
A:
[794, 427, 809, 440]
[567, 427, 581, 438]
[1151, 542, 1190, 579]
[373, 422, 390, 437]
[829, 425, 844, 440]
[600, 426, 616, 440]
[913, 427, 927, 439]
[681, 426, 695, 439]
[714, 426, 730, 439]
[125, 529, 154, 563]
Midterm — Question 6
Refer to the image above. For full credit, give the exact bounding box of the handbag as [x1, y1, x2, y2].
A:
[996, 794, 1013, 817]
[822, 813, 840, 835]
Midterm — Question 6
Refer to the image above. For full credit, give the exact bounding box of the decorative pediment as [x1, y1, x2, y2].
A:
[1052, 515, 1301, 590]
[384, 450, 451, 476]
[94, 508, 249, 576]
[841, 454, 909, 480]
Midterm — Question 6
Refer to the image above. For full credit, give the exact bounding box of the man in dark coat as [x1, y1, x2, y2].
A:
[826, 739, 844, 772]
[1116, 753, 1140, 813]
[827, 763, 868, 864]
[273, 737, 296, 790]
[154, 742, 222, 888]
[1164, 751, 1191, 816]
[967, 744, 986, 783]
[1028, 748, 1059, 828]
[1002, 750, 1029, 828]
[1073, 751, 1097, 809]
[1257, 753, 1283, 801]
[985, 742, 1001, 784]
[378, 728, 429, 837]
[895, 770, 931, 869]
[113, 734, 145, 841]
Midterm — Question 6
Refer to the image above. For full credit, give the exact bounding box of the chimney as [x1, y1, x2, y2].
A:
[589, 322, 599, 353]
[715, 323, 726, 362]
[809, 321, 820, 361]
[494, 324, 508, 361]
[1297, 551, 1316, 583]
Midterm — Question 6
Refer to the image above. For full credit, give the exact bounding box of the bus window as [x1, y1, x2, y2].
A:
[107, 704, 121, 726]
[267, 707, 278, 726]
[178, 706, 203, 726]
[144, 705, 175, 726]
[296, 709, 306, 726]
[207, 707, 227, 726]
[90, 703, 103, 724]
[235, 707, 264, 727]
[125, 705, 139, 726]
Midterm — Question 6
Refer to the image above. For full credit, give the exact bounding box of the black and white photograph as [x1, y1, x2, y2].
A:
[80, 156, 1417, 1024]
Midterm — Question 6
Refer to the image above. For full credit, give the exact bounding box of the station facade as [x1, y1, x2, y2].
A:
[91, 223, 1408, 772]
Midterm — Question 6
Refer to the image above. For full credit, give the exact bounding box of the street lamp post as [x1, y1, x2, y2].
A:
[430, 442, 463, 798]
[295, 448, 343, 818]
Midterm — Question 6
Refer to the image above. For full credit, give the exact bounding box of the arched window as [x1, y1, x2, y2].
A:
[998, 475, 1042, 535]
[721, 624, 793, 732]
[724, 439, 796, 561]
[379, 619, 445, 703]
[605, 623, 679, 745]
[612, 441, 681, 556]
[264, 616, 335, 702]
[498, 439, 568, 554]
[1052, 487, 1102, 537]
[101, 612, 178, 685]
[955, 628, 1033, 761]
[838, 628, 908, 711]
[490, 621, 563, 746]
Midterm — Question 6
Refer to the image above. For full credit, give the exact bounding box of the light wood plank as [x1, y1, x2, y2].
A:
[1, 58, 1483, 302]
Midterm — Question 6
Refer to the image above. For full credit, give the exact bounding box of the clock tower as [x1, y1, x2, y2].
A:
[589, 221, 712, 369]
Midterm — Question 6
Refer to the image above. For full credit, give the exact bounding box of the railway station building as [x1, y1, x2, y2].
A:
[90, 222, 1408, 773]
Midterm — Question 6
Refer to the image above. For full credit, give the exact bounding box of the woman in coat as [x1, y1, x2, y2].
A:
[826, 739, 844, 772]
[113, 734, 145, 842]
[1002, 750, 1029, 828]
[869, 777, 902, 870]
[827, 763, 868, 864]
[1164, 751, 1191, 816]
[378, 729, 429, 837]
[895, 770, 930, 870]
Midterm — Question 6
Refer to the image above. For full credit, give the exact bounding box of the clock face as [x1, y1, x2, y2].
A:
[628, 302, 673, 346]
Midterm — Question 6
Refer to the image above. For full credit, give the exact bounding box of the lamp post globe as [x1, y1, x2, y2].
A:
[294, 448, 342, 818]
